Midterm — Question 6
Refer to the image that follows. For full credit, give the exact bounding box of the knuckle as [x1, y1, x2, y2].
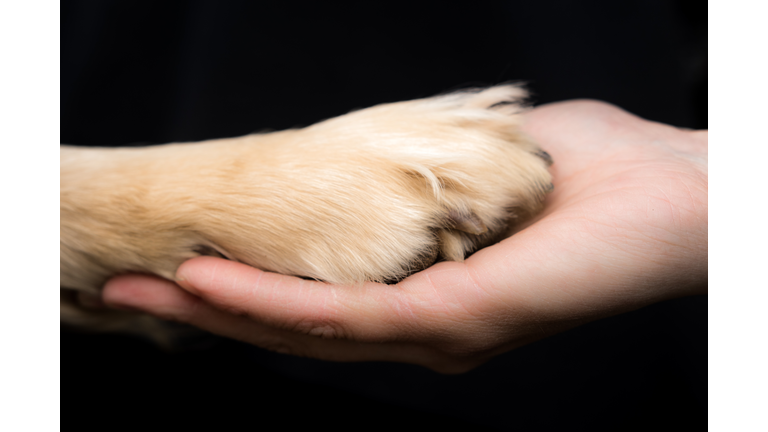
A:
[288, 315, 347, 340]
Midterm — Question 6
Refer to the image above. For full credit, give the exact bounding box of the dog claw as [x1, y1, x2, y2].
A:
[448, 210, 488, 235]
[193, 244, 228, 259]
[534, 150, 553, 166]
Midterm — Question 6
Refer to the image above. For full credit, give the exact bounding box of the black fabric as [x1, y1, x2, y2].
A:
[61, 1, 707, 430]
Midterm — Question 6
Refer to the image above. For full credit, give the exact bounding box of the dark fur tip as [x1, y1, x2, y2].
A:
[192, 245, 227, 259]
[488, 100, 516, 109]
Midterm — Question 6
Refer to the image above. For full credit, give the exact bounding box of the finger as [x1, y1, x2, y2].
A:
[102, 274, 349, 355]
[177, 257, 522, 362]
[177, 257, 526, 355]
[102, 274, 202, 320]
[175, 257, 428, 343]
[103, 273, 466, 370]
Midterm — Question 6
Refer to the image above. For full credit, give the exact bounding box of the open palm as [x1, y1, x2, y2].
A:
[104, 100, 708, 373]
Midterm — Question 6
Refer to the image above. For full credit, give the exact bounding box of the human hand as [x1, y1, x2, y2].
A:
[103, 100, 708, 373]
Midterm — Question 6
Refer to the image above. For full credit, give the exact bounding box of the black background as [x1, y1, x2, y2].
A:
[61, 1, 707, 430]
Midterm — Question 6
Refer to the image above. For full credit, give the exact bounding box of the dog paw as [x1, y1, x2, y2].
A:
[61, 84, 554, 295]
[191, 85, 554, 284]
[60, 85, 554, 344]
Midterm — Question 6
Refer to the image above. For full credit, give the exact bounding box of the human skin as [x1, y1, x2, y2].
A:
[101, 100, 708, 373]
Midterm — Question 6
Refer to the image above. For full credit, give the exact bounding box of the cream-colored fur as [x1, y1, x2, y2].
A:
[60, 85, 553, 342]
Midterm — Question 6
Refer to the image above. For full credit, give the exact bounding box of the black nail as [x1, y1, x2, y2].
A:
[535, 150, 553, 166]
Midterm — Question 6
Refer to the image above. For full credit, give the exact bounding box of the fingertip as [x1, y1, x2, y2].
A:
[175, 256, 238, 295]
[176, 256, 276, 297]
